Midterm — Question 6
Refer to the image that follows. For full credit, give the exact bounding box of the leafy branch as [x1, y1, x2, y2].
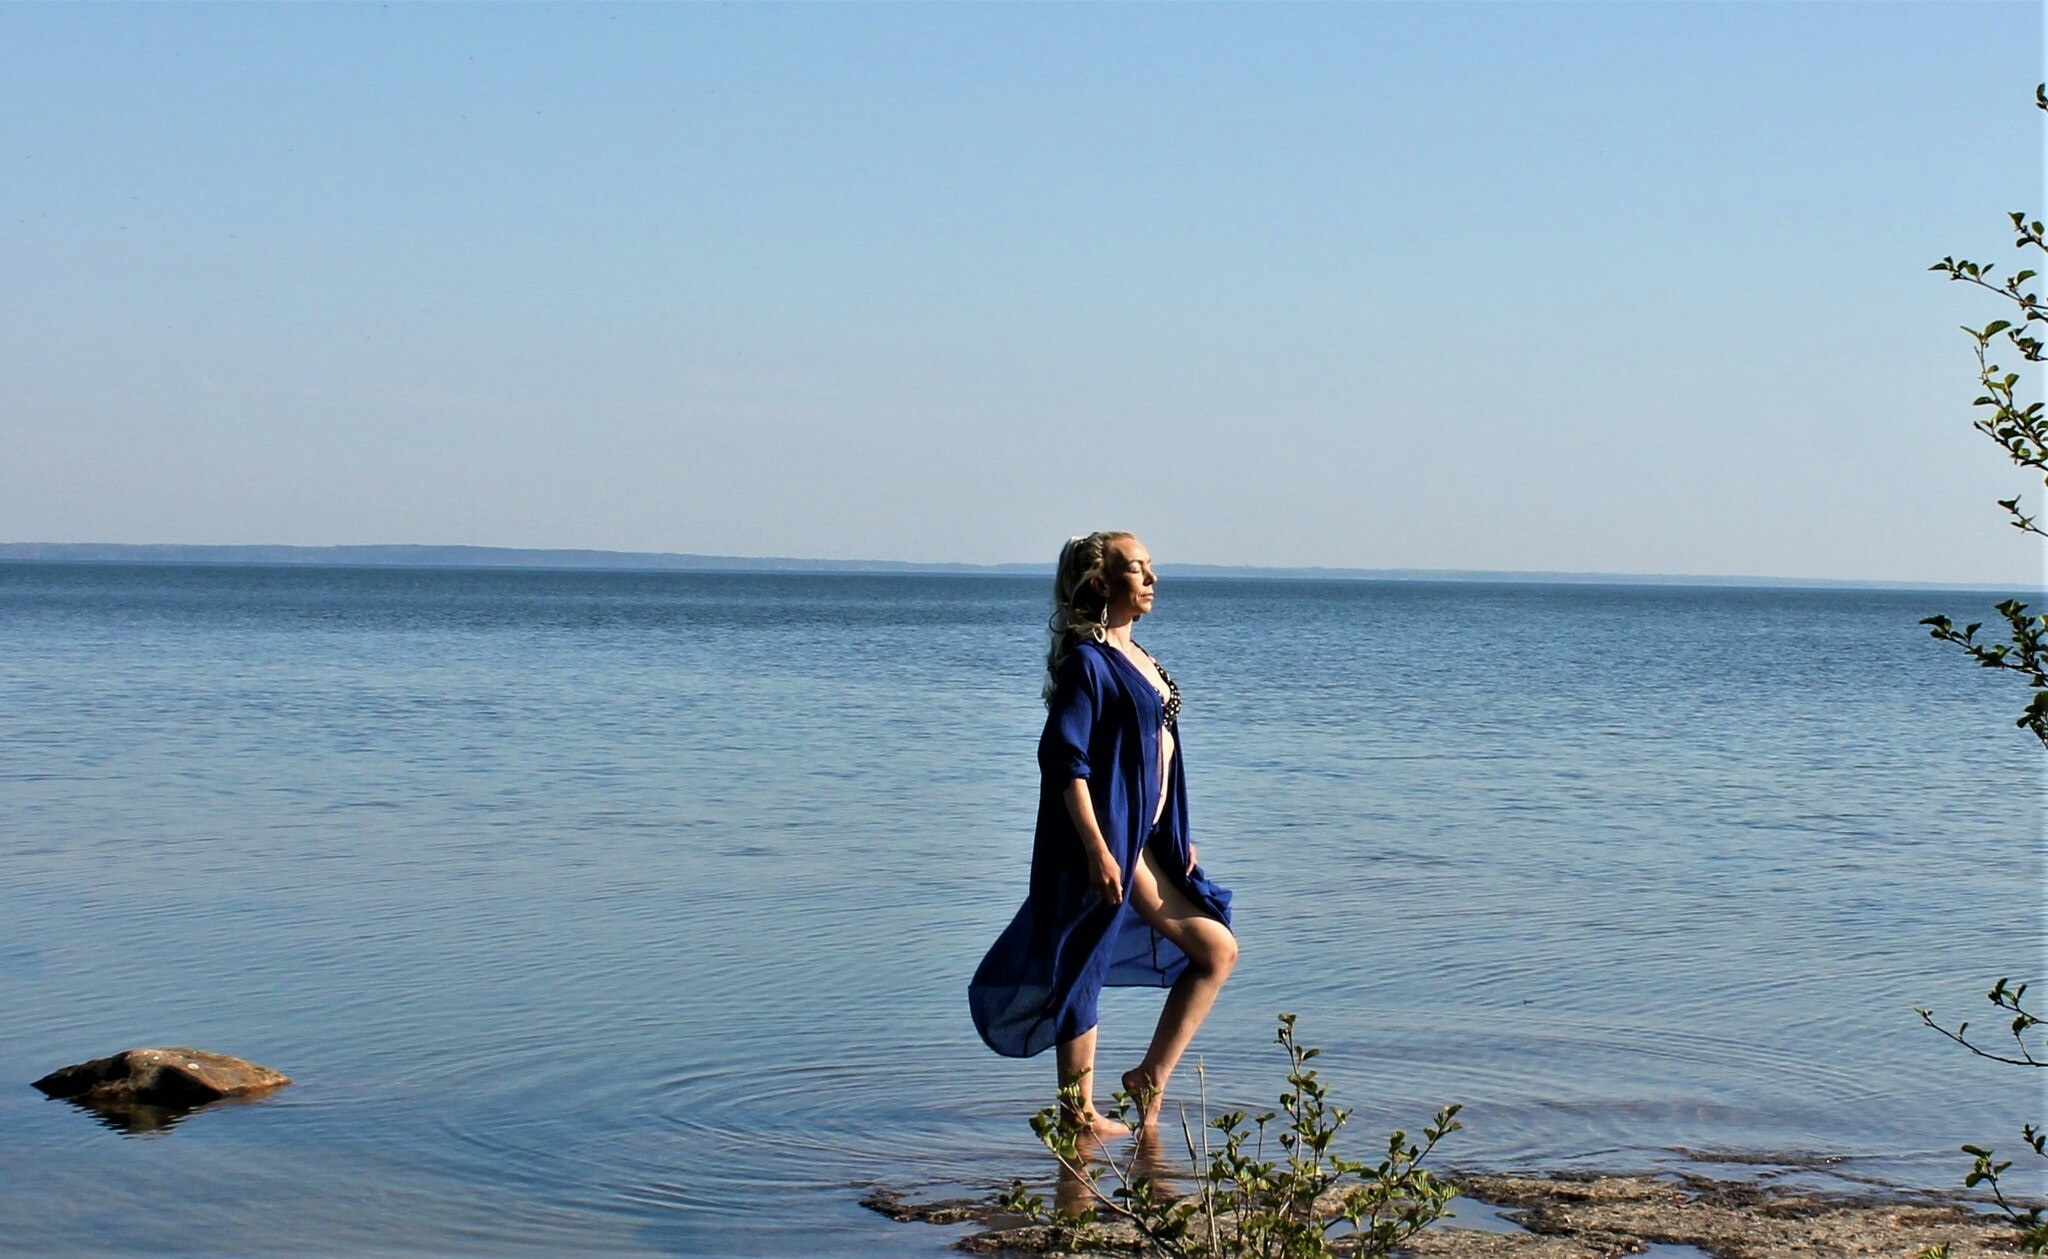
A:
[1917, 978, 2044, 1068]
[1002, 1013, 1461, 1259]
[1915, 83, 2048, 1259]
[1921, 1131, 2048, 1259]
[1922, 83, 2048, 747]
[1918, 603, 2048, 743]
[1927, 84, 2048, 542]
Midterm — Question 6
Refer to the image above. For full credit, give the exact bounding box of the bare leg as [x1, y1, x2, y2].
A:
[1055, 1026, 1130, 1139]
[1122, 844, 1238, 1125]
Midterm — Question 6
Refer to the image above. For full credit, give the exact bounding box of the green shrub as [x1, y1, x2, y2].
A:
[1002, 1013, 1461, 1259]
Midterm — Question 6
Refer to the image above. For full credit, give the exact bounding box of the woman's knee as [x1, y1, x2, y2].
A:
[1194, 925, 1238, 977]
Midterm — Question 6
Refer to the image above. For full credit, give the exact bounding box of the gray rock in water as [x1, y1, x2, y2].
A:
[33, 1048, 291, 1109]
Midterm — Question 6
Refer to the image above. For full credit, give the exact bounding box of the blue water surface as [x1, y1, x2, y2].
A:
[0, 563, 2040, 1255]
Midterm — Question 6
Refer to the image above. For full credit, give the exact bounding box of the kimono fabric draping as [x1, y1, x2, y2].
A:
[969, 640, 1234, 1059]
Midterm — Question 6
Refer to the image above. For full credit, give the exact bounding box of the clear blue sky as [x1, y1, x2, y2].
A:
[3, 1, 2042, 583]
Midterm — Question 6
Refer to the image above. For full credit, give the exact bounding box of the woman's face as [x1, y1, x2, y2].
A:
[1098, 537, 1157, 621]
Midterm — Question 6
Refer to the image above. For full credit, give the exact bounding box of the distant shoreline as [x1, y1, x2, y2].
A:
[0, 541, 2037, 594]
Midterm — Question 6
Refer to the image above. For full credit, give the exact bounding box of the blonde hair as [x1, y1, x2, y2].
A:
[1044, 531, 1134, 705]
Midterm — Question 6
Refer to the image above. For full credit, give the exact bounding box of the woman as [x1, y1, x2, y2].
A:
[969, 531, 1237, 1137]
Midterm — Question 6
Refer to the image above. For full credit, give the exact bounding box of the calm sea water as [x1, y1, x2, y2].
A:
[1, 563, 2041, 1256]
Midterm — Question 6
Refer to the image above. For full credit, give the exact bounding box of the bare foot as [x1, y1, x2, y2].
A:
[1063, 1108, 1130, 1140]
[1121, 1067, 1163, 1126]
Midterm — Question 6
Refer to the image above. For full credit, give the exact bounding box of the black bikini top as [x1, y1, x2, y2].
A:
[1133, 645, 1182, 724]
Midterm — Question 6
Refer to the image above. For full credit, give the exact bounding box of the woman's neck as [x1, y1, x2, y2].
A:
[1102, 619, 1136, 651]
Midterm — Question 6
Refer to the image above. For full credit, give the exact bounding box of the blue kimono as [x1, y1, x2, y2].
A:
[969, 640, 1234, 1058]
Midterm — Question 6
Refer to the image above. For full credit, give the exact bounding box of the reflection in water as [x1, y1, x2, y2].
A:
[66, 1098, 191, 1136]
[1131, 1127, 1190, 1191]
[52, 1092, 280, 1137]
[1052, 1153, 1094, 1219]
[1052, 1127, 1191, 1218]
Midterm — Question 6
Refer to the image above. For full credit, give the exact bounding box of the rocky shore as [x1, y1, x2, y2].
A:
[866, 1161, 2025, 1258]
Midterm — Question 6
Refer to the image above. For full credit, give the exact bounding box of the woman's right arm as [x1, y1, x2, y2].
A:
[1063, 779, 1124, 907]
[1040, 650, 1123, 906]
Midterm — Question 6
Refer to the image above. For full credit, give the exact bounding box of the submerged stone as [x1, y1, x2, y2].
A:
[32, 1047, 291, 1120]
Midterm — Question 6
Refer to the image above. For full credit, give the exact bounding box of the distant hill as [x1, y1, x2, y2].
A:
[0, 542, 1015, 574]
[0, 541, 2031, 592]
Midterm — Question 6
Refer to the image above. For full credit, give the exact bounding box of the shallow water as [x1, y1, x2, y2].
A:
[0, 564, 2040, 1255]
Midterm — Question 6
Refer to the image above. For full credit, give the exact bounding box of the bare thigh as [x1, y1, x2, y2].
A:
[1128, 845, 1237, 972]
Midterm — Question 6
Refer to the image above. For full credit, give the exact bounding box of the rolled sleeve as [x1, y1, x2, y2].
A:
[1037, 650, 1099, 781]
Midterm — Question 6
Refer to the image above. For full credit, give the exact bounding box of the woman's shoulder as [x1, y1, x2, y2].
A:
[1054, 640, 1121, 689]
[1056, 646, 1138, 696]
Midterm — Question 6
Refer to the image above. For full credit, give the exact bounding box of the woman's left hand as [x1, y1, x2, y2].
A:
[1186, 843, 1197, 875]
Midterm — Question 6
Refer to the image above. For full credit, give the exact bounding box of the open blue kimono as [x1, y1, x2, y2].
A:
[969, 640, 1234, 1059]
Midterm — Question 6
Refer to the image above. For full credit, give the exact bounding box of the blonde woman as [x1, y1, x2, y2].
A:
[970, 531, 1237, 1137]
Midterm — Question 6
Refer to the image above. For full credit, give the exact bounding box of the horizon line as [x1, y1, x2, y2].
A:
[1, 541, 2039, 595]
